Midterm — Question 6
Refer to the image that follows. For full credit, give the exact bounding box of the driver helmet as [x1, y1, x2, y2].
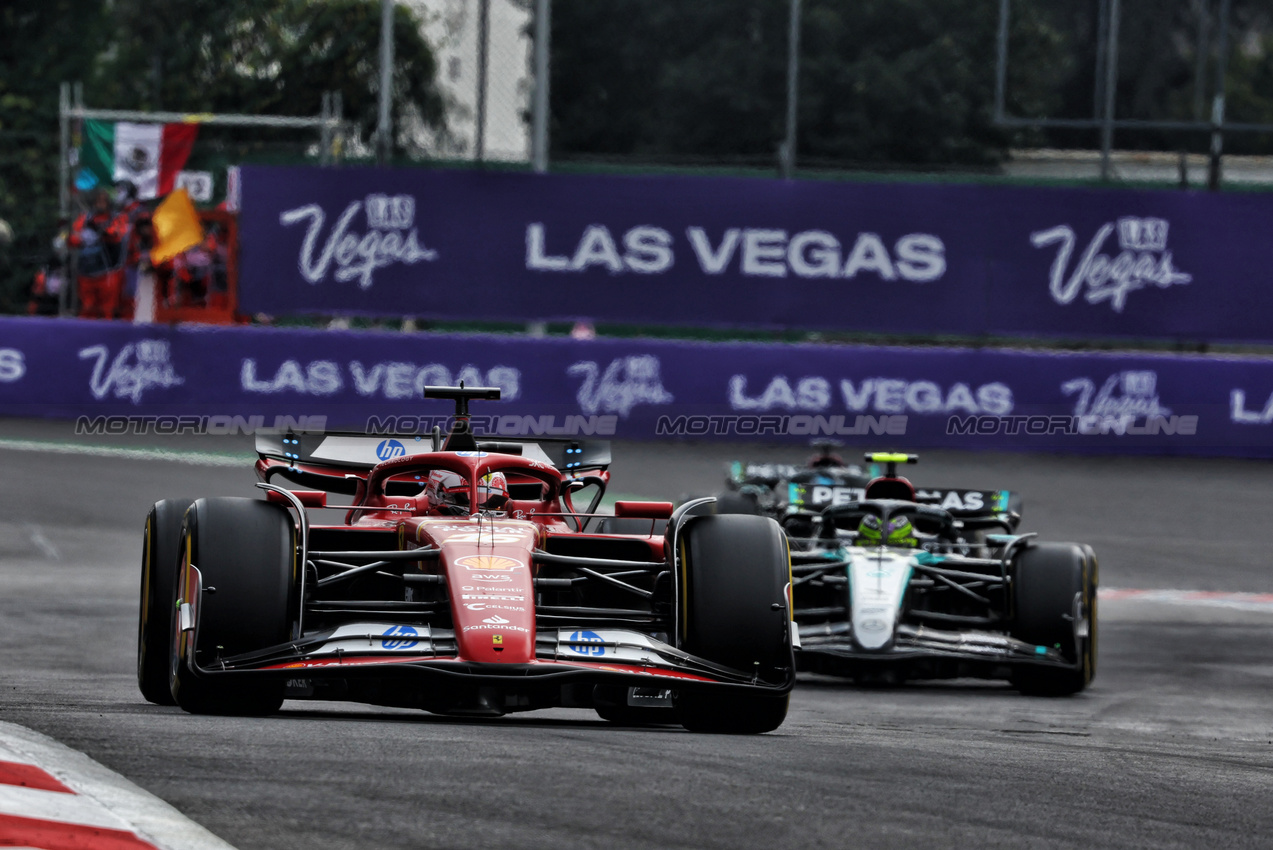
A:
[476, 471, 509, 511]
[856, 514, 918, 547]
[425, 470, 510, 515]
[426, 470, 469, 515]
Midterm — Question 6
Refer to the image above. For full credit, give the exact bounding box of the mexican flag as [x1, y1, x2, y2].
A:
[80, 120, 199, 200]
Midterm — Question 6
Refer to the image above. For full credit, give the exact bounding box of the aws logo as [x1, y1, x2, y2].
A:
[455, 555, 524, 571]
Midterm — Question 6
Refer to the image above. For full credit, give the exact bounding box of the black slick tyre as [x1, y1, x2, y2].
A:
[674, 514, 793, 733]
[138, 498, 193, 705]
[170, 497, 297, 716]
[1009, 541, 1097, 696]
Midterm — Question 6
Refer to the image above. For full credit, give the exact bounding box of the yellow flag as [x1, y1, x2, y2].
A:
[149, 188, 204, 265]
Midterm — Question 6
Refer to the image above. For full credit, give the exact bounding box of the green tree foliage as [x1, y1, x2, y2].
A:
[549, 0, 1070, 167]
[93, 0, 443, 148]
[0, 0, 107, 312]
[0, 0, 442, 311]
[550, 0, 788, 162]
[549, 0, 1273, 167]
[797, 0, 1064, 165]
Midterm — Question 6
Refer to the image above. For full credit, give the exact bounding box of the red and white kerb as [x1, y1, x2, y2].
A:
[0, 752, 160, 850]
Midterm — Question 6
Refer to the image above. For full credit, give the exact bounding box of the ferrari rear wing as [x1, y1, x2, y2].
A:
[256, 431, 612, 473]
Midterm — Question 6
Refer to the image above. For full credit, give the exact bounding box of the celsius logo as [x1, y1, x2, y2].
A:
[376, 439, 406, 460]
[381, 625, 419, 649]
[565, 630, 607, 657]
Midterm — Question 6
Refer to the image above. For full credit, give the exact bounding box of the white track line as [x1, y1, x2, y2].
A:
[0, 438, 252, 467]
[0, 722, 238, 850]
[1100, 587, 1273, 612]
[23, 525, 60, 561]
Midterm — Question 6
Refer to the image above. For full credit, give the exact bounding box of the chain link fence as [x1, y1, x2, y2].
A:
[406, 0, 534, 163]
[542, 0, 1273, 183]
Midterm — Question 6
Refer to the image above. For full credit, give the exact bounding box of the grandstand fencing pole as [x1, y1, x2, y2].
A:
[1208, 0, 1232, 191]
[994, 0, 1009, 123]
[1193, 0, 1212, 122]
[1099, 0, 1120, 181]
[377, 0, 395, 165]
[334, 91, 345, 162]
[475, 0, 490, 162]
[70, 82, 85, 318]
[531, 0, 551, 173]
[780, 0, 801, 178]
[1183, 0, 1211, 187]
[69, 107, 339, 130]
[58, 83, 70, 218]
[320, 92, 332, 166]
[1093, 0, 1108, 119]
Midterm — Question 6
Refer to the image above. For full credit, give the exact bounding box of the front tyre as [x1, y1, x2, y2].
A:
[1009, 542, 1097, 696]
[675, 514, 793, 733]
[677, 691, 790, 735]
[138, 498, 193, 705]
[171, 497, 297, 716]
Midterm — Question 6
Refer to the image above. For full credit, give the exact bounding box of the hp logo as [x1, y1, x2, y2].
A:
[566, 630, 606, 657]
[381, 625, 419, 649]
[376, 439, 406, 461]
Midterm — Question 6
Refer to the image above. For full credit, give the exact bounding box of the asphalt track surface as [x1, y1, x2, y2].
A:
[1, 418, 1272, 849]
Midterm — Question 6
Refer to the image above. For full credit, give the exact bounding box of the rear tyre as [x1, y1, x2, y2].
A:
[138, 498, 193, 705]
[170, 498, 297, 716]
[1009, 542, 1097, 696]
[675, 514, 793, 733]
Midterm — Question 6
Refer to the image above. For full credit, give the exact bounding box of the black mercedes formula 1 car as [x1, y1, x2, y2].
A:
[744, 453, 1096, 695]
[718, 447, 1025, 537]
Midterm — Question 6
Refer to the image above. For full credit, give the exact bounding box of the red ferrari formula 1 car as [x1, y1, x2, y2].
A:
[137, 386, 795, 733]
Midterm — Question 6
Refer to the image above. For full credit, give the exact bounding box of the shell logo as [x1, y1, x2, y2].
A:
[456, 555, 524, 571]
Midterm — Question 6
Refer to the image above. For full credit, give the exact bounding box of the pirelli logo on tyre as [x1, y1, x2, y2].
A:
[455, 555, 524, 571]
